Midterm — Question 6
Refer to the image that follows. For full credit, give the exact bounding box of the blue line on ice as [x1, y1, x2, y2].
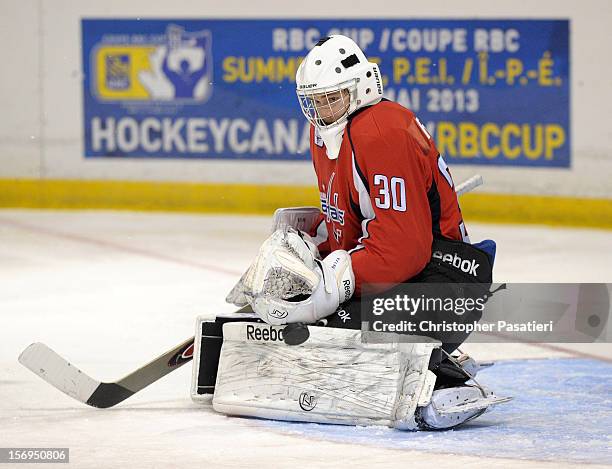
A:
[259, 358, 612, 464]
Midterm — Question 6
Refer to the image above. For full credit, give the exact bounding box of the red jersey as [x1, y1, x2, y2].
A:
[308, 100, 469, 296]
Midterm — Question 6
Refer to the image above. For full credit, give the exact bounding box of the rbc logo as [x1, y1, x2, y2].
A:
[105, 54, 130, 90]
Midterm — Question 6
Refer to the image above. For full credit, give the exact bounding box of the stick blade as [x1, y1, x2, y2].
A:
[85, 382, 134, 408]
[19, 342, 101, 405]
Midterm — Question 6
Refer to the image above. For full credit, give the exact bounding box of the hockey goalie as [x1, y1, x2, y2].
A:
[189, 35, 510, 431]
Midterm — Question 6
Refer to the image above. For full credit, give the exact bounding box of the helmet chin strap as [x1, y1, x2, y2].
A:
[318, 120, 348, 160]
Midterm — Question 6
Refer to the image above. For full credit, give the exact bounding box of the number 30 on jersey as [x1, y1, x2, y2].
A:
[373, 175, 406, 212]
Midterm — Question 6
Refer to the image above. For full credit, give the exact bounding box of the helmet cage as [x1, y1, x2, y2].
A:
[296, 79, 358, 129]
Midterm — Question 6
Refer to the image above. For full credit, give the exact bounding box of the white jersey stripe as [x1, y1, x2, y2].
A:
[437, 154, 454, 189]
[349, 152, 376, 254]
[459, 221, 471, 243]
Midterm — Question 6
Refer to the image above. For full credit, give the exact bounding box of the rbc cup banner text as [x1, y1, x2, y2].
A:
[82, 19, 570, 166]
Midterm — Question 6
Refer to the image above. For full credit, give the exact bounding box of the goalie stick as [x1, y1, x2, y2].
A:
[18, 308, 253, 408]
[18, 175, 484, 408]
[18, 337, 195, 408]
[455, 174, 483, 197]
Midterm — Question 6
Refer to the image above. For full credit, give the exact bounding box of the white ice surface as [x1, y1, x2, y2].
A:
[1, 209, 611, 468]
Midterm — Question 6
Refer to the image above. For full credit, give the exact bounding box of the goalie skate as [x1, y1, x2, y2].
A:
[416, 385, 512, 430]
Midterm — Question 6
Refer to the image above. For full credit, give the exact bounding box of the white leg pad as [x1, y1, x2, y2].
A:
[212, 322, 440, 430]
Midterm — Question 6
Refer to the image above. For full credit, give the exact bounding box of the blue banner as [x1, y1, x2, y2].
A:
[82, 19, 570, 167]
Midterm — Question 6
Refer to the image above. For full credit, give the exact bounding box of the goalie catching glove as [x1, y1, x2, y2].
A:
[226, 227, 355, 325]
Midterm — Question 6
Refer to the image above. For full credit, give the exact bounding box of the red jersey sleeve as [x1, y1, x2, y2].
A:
[348, 113, 436, 296]
[431, 151, 466, 241]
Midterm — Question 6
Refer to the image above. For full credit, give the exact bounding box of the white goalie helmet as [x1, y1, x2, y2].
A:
[296, 35, 383, 131]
